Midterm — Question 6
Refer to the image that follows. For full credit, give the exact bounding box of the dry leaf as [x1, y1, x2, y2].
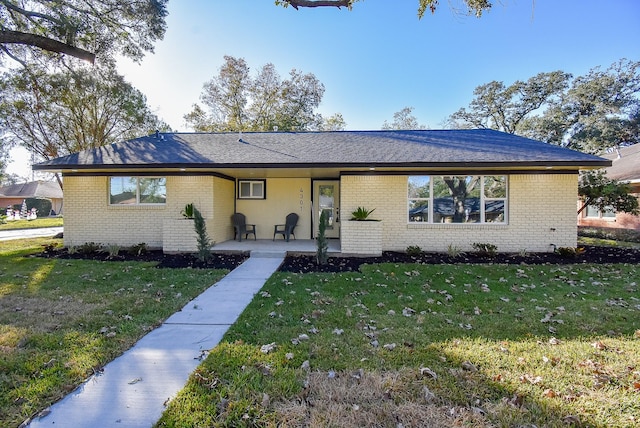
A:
[592, 340, 607, 350]
[543, 388, 557, 398]
[461, 361, 477, 372]
[420, 367, 438, 379]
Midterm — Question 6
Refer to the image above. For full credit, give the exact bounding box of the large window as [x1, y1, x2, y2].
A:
[109, 177, 166, 205]
[408, 175, 507, 224]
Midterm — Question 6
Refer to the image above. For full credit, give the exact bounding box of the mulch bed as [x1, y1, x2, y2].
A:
[38, 244, 640, 273]
[278, 245, 640, 273]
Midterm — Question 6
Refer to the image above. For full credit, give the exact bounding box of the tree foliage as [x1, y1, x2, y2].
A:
[0, 64, 168, 186]
[578, 170, 639, 216]
[382, 106, 427, 130]
[0, 0, 168, 65]
[448, 59, 640, 154]
[185, 56, 338, 132]
[276, 0, 492, 18]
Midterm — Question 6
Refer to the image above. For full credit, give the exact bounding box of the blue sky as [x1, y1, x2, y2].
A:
[8, 0, 640, 176]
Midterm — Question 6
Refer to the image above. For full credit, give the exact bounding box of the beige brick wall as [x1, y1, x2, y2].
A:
[212, 177, 235, 243]
[340, 174, 578, 253]
[63, 175, 235, 250]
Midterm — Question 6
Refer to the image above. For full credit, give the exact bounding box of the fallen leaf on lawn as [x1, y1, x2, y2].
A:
[301, 360, 310, 371]
[297, 334, 310, 341]
[332, 328, 344, 335]
[128, 377, 142, 384]
[592, 340, 607, 350]
[632, 381, 640, 391]
[420, 367, 438, 379]
[500, 297, 510, 302]
[260, 342, 276, 353]
[383, 343, 396, 350]
[563, 415, 581, 424]
[423, 386, 436, 402]
[402, 307, 416, 317]
[261, 393, 270, 407]
[473, 306, 482, 315]
[543, 388, 557, 398]
[461, 361, 477, 372]
[520, 374, 543, 384]
[549, 337, 561, 345]
[285, 353, 294, 360]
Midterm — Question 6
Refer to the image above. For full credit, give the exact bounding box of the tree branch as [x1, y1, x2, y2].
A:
[284, 0, 351, 9]
[0, 30, 95, 63]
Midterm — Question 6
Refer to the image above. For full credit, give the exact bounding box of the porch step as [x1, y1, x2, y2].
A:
[250, 250, 287, 258]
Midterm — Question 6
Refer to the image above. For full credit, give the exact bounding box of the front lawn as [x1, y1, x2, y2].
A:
[0, 217, 64, 231]
[0, 238, 230, 427]
[158, 261, 640, 427]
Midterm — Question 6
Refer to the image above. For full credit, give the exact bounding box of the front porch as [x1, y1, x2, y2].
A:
[212, 238, 341, 256]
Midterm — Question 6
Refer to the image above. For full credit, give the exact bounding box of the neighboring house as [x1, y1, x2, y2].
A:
[0, 180, 64, 215]
[33, 129, 609, 254]
[578, 143, 640, 230]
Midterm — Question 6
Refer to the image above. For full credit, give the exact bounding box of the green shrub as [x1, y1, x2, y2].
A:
[405, 245, 423, 256]
[556, 246, 586, 258]
[447, 244, 464, 257]
[193, 206, 212, 262]
[316, 210, 328, 265]
[128, 243, 148, 256]
[26, 198, 53, 217]
[78, 242, 101, 254]
[471, 242, 498, 257]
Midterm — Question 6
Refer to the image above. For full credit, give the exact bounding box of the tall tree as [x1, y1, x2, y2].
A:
[522, 59, 640, 153]
[382, 106, 427, 130]
[578, 170, 639, 216]
[185, 56, 334, 132]
[0, 0, 168, 65]
[276, 0, 492, 18]
[320, 113, 347, 131]
[447, 71, 571, 134]
[0, 64, 168, 187]
[448, 59, 640, 154]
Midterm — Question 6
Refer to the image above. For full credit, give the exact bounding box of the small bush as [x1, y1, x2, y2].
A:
[471, 242, 498, 257]
[406, 245, 423, 256]
[181, 203, 195, 219]
[128, 243, 148, 256]
[193, 206, 212, 262]
[105, 244, 120, 258]
[316, 210, 329, 265]
[26, 198, 53, 217]
[78, 242, 101, 254]
[578, 226, 640, 243]
[447, 244, 464, 257]
[556, 246, 586, 258]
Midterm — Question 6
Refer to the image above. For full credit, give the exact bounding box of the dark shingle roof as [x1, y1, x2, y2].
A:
[601, 144, 640, 181]
[0, 181, 63, 199]
[33, 129, 609, 170]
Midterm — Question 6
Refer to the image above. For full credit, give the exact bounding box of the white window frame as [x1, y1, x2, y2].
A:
[584, 205, 616, 220]
[408, 175, 508, 224]
[109, 176, 167, 205]
[238, 179, 266, 199]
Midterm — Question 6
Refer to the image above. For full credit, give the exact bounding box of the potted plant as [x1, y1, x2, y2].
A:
[350, 206, 376, 221]
[343, 206, 383, 256]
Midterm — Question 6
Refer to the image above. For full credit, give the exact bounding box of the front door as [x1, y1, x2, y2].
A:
[313, 180, 340, 238]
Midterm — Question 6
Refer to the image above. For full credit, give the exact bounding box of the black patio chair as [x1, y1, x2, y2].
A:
[231, 212, 256, 241]
[273, 212, 299, 242]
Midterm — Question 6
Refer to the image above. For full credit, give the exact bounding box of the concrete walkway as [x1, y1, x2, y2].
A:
[28, 253, 284, 428]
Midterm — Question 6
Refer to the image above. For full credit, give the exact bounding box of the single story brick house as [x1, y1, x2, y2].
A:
[578, 143, 640, 230]
[0, 180, 64, 215]
[33, 129, 609, 255]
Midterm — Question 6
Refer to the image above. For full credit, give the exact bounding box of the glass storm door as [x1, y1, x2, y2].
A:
[314, 181, 340, 239]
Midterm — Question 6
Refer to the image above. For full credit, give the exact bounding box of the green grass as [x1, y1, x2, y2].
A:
[0, 217, 64, 231]
[579, 236, 640, 249]
[0, 238, 230, 427]
[158, 262, 640, 427]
